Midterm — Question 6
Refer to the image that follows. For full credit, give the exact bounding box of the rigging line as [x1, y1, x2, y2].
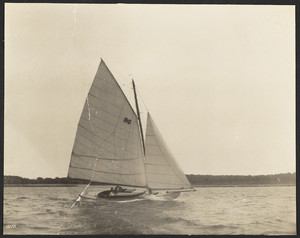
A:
[132, 81, 148, 188]
[57, 158, 99, 235]
[60, 67, 136, 234]
[58, 97, 100, 235]
[136, 87, 149, 112]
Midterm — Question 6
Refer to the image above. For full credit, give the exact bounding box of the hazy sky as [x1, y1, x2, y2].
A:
[4, 4, 295, 178]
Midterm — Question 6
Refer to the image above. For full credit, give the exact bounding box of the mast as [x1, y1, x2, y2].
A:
[132, 79, 145, 155]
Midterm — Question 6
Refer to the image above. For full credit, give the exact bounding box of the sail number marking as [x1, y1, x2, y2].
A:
[123, 117, 131, 124]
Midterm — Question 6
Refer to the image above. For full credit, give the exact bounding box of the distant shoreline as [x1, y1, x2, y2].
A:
[4, 184, 82, 187]
[4, 183, 295, 188]
[193, 184, 295, 187]
[4, 173, 295, 187]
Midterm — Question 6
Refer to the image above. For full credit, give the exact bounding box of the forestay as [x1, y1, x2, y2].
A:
[144, 113, 192, 190]
[68, 59, 146, 187]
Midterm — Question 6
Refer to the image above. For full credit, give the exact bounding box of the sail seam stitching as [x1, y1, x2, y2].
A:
[78, 123, 139, 144]
[80, 115, 139, 136]
[70, 166, 144, 175]
[72, 153, 142, 161]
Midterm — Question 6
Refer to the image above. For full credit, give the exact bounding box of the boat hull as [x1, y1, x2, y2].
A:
[97, 190, 146, 201]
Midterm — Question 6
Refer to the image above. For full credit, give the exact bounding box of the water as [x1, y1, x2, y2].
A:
[3, 185, 296, 235]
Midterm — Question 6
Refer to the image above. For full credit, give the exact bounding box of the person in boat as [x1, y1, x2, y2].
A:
[114, 185, 125, 193]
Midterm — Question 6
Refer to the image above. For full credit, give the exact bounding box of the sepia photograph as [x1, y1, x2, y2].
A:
[3, 3, 296, 235]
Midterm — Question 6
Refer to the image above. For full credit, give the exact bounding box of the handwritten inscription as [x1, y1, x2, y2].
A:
[5, 224, 33, 229]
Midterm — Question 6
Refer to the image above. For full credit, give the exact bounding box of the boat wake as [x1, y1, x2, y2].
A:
[143, 194, 171, 201]
[116, 198, 145, 203]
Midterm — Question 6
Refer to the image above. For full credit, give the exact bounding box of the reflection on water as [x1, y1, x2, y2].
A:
[4, 185, 296, 235]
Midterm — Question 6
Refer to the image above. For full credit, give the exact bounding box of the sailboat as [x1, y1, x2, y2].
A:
[67, 59, 195, 200]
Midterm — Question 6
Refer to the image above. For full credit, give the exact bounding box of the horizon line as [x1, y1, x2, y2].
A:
[4, 172, 296, 179]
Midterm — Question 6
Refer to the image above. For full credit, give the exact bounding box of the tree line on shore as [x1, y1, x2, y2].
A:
[4, 172, 295, 186]
[186, 173, 295, 185]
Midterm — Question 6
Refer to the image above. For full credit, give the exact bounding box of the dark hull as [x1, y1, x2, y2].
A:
[97, 190, 146, 201]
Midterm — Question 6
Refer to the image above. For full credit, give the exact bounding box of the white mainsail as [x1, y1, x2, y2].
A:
[68, 59, 146, 187]
[144, 113, 192, 190]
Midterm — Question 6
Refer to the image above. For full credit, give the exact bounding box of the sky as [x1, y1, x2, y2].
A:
[4, 4, 295, 178]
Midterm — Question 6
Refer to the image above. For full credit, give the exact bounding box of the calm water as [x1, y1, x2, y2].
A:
[3, 185, 296, 235]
